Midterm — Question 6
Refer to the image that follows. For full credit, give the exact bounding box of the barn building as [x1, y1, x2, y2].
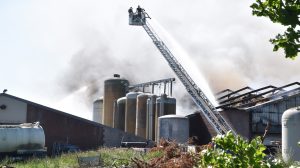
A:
[0, 93, 145, 155]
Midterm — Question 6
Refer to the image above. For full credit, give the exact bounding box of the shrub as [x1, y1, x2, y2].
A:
[197, 131, 285, 168]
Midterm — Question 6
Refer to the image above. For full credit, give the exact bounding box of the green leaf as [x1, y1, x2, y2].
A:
[250, 0, 300, 59]
[197, 132, 276, 167]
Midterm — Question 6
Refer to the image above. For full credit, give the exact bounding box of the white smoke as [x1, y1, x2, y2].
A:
[7, 0, 299, 118]
[58, 0, 300, 118]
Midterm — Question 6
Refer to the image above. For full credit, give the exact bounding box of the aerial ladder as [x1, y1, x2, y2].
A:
[128, 6, 237, 136]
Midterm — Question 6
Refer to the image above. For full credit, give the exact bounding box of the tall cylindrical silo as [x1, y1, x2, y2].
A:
[136, 93, 152, 138]
[158, 115, 189, 144]
[103, 74, 129, 127]
[112, 100, 117, 127]
[125, 92, 141, 134]
[155, 94, 176, 117]
[93, 97, 103, 124]
[146, 95, 157, 141]
[155, 94, 176, 141]
[282, 107, 300, 162]
[113, 97, 126, 131]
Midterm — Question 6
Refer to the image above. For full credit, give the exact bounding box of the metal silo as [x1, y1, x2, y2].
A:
[146, 95, 157, 140]
[113, 97, 126, 131]
[103, 74, 129, 127]
[136, 93, 152, 138]
[155, 94, 176, 117]
[282, 107, 300, 162]
[155, 94, 176, 141]
[125, 92, 142, 134]
[158, 115, 189, 144]
[93, 97, 103, 124]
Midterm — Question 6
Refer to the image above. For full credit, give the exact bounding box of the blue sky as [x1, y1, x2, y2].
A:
[0, 1, 299, 119]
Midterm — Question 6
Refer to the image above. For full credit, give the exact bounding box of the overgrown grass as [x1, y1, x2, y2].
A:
[0, 148, 163, 168]
[1, 153, 78, 168]
[2, 145, 299, 168]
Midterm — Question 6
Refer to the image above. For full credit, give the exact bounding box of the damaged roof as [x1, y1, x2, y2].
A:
[216, 82, 300, 109]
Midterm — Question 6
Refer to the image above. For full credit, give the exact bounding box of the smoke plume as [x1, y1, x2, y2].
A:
[57, 0, 300, 117]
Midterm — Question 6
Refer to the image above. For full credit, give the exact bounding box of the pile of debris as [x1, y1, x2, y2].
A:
[132, 139, 201, 168]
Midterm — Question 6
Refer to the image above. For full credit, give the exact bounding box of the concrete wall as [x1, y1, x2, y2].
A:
[0, 94, 27, 124]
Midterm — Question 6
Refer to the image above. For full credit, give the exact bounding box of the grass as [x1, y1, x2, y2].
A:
[0, 148, 163, 168]
[3, 146, 299, 168]
[1, 153, 78, 168]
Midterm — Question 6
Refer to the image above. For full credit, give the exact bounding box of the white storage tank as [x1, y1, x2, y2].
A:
[93, 97, 103, 124]
[158, 115, 189, 144]
[136, 93, 153, 138]
[146, 95, 157, 141]
[125, 92, 142, 134]
[282, 107, 300, 162]
[0, 122, 45, 153]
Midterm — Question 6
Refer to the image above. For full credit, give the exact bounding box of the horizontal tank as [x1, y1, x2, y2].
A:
[113, 97, 126, 131]
[158, 115, 189, 144]
[93, 97, 103, 124]
[136, 93, 152, 138]
[0, 122, 45, 153]
[125, 92, 142, 134]
[282, 107, 300, 162]
[103, 74, 129, 127]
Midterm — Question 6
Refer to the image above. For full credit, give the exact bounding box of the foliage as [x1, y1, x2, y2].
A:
[250, 0, 300, 59]
[197, 131, 285, 168]
[3, 139, 300, 167]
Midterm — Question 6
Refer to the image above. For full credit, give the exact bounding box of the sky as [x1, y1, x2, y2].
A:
[0, 0, 299, 119]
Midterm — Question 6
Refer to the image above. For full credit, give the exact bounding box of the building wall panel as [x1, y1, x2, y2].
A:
[247, 93, 300, 135]
[221, 108, 250, 139]
[26, 104, 104, 154]
[0, 95, 27, 124]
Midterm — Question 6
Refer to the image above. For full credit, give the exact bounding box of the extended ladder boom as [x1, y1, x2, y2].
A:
[128, 7, 236, 135]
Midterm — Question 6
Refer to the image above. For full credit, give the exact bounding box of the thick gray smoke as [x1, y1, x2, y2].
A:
[60, 40, 172, 105]
[59, 29, 174, 107]
[58, 0, 300, 116]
